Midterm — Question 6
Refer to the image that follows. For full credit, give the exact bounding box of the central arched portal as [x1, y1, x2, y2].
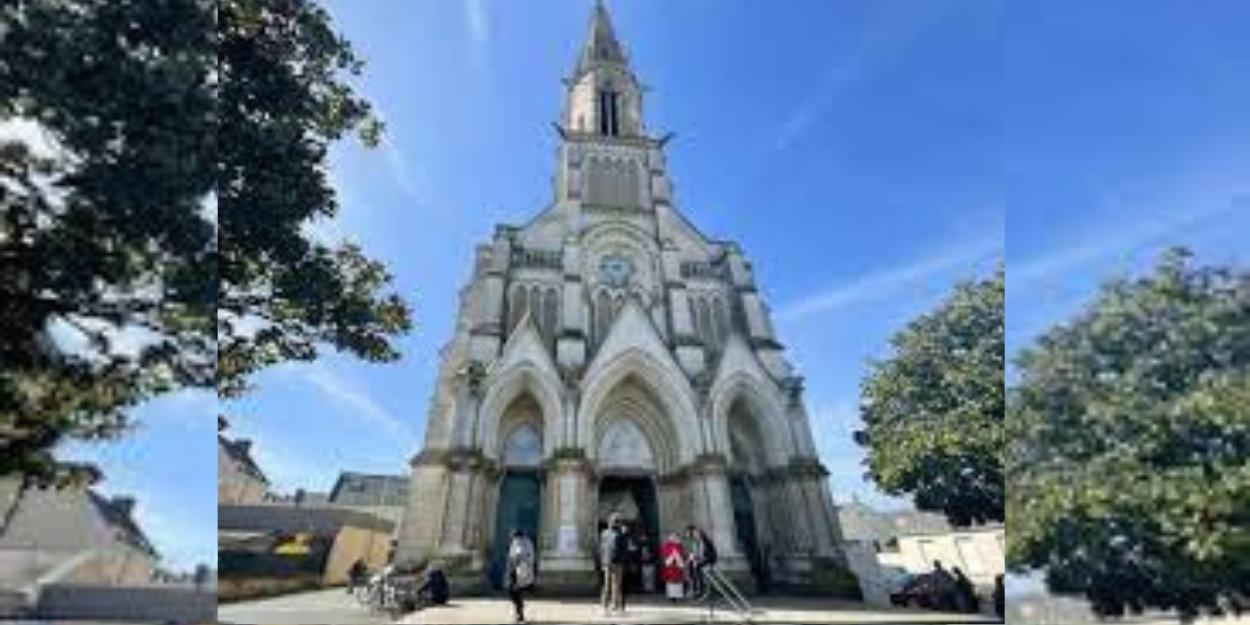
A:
[489, 397, 545, 589]
[591, 378, 674, 592]
[595, 418, 661, 592]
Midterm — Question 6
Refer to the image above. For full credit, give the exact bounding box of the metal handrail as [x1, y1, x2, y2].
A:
[701, 565, 753, 619]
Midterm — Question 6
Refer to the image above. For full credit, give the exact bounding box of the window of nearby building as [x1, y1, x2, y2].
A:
[956, 535, 989, 576]
[917, 539, 940, 566]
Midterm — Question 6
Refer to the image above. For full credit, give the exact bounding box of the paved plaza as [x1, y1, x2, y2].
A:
[217, 588, 999, 625]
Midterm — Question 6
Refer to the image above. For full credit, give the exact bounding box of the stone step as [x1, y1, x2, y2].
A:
[0, 589, 31, 618]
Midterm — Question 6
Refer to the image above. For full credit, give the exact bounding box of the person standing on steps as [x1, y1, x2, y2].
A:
[599, 513, 628, 615]
[685, 525, 718, 600]
[506, 529, 536, 624]
[660, 532, 688, 602]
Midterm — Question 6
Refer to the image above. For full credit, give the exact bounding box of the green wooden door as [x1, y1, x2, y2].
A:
[490, 471, 542, 588]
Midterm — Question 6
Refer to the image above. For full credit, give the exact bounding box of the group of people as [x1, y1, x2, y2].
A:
[347, 558, 450, 615]
[345, 519, 722, 623]
[598, 514, 720, 615]
[926, 560, 981, 613]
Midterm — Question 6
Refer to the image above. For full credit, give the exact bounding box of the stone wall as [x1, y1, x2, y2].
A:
[33, 584, 216, 625]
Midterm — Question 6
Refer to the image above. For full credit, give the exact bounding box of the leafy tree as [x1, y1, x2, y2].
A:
[856, 268, 1005, 526]
[1009, 249, 1250, 620]
[1, 0, 218, 479]
[1, 0, 411, 479]
[217, 0, 411, 399]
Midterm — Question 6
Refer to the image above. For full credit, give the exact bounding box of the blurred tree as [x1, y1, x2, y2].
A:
[217, 0, 411, 400]
[1, 0, 218, 479]
[1009, 249, 1250, 620]
[857, 268, 1005, 526]
[1, 0, 411, 480]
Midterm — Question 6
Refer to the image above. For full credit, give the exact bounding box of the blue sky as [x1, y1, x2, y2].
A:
[63, 0, 1248, 572]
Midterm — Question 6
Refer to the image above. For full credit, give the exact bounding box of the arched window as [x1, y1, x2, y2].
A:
[696, 298, 713, 348]
[712, 298, 729, 345]
[542, 288, 560, 346]
[598, 90, 620, 136]
[528, 286, 541, 331]
[690, 296, 703, 343]
[508, 285, 525, 333]
[598, 419, 655, 470]
[595, 290, 614, 349]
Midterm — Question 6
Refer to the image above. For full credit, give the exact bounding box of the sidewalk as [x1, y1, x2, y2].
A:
[398, 596, 999, 625]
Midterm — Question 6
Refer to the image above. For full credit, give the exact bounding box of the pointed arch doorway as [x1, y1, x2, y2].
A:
[594, 417, 661, 592]
[490, 415, 544, 589]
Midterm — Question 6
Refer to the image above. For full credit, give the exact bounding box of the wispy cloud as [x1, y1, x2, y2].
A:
[774, 6, 948, 151]
[381, 137, 422, 204]
[296, 364, 418, 446]
[777, 233, 1002, 323]
[1011, 191, 1249, 288]
[368, 105, 424, 206]
[464, 0, 490, 47]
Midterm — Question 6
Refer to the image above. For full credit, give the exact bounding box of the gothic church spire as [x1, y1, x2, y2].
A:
[575, 0, 629, 77]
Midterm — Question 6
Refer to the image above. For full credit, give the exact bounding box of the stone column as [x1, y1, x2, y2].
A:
[395, 451, 452, 565]
[790, 458, 840, 558]
[688, 454, 742, 563]
[540, 454, 596, 591]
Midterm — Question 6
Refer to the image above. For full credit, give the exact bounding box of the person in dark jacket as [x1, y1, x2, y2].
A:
[685, 525, 718, 599]
[418, 563, 450, 606]
[993, 575, 1005, 618]
[952, 566, 978, 613]
[347, 559, 368, 594]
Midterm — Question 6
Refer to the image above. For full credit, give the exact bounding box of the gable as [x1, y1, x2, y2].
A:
[584, 298, 684, 384]
[710, 332, 778, 393]
[491, 313, 560, 381]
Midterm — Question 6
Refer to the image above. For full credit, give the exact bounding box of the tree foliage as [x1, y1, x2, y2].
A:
[1, 0, 411, 479]
[1009, 249, 1250, 620]
[217, 0, 410, 399]
[857, 268, 1005, 526]
[0, 0, 218, 478]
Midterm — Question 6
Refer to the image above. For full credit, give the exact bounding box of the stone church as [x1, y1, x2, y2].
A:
[398, 2, 854, 594]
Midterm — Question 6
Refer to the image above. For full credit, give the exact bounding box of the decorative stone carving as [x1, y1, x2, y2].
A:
[597, 419, 655, 470]
[502, 424, 543, 468]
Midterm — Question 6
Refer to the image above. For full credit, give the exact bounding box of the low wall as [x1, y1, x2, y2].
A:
[33, 584, 216, 625]
[217, 575, 321, 603]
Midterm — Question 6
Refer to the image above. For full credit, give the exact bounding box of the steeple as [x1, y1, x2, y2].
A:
[563, 1, 644, 138]
[575, 0, 628, 77]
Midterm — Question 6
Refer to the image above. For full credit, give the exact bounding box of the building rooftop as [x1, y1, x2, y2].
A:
[218, 435, 269, 485]
[327, 472, 409, 508]
[218, 503, 395, 536]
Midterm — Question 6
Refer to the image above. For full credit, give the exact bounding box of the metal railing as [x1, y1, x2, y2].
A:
[701, 565, 754, 620]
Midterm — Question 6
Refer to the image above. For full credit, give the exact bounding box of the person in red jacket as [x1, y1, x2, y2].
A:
[659, 532, 687, 602]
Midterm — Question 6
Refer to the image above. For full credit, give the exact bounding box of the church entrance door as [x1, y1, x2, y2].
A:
[731, 475, 766, 590]
[490, 470, 542, 589]
[597, 474, 659, 593]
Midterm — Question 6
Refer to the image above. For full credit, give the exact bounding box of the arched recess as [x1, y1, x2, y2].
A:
[578, 349, 701, 471]
[478, 364, 564, 462]
[591, 380, 673, 473]
[708, 373, 793, 470]
[501, 421, 543, 469]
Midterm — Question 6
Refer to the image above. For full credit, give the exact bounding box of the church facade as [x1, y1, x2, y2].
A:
[397, 3, 855, 595]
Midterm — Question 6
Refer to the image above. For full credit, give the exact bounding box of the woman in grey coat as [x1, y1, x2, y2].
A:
[506, 529, 536, 623]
